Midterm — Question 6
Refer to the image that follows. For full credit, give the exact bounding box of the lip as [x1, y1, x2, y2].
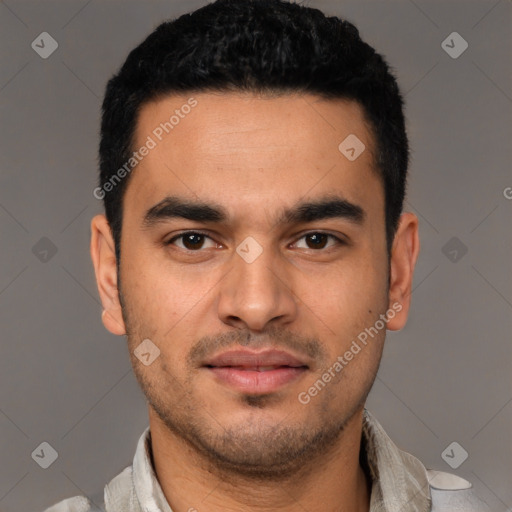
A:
[202, 349, 309, 394]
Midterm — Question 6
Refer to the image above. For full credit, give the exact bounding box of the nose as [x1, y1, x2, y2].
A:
[216, 239, 298, 332]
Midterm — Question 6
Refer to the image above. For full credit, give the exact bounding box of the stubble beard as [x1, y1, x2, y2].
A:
[131, 349, 377, 482]
[118, 282, 383, 482]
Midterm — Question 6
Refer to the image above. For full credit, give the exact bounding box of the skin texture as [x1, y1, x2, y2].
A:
[90, 92, 419, 512]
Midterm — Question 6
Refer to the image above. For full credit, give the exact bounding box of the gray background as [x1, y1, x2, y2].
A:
[0, 0, 510, 511]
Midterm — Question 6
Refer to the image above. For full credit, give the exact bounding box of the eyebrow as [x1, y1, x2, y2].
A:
[141, 194, 365, 229]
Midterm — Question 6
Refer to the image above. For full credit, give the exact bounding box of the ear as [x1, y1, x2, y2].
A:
[386, 212, 420, 331]
[90, 214, 126, 336]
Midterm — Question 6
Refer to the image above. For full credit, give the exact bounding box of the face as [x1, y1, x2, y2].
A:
[92, 91, 416, 479]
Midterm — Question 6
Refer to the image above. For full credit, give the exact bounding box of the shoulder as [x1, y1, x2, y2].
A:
[427, 469, 491, 511]
[42, 495, 99, 512]
[42, 466, 133, 512]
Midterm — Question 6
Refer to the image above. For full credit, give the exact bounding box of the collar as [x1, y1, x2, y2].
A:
[126, 409, 431, 512]
[131, 426, 173, 512]
[361, 408, 431, 511]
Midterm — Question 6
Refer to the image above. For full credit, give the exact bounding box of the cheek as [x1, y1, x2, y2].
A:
[313, 256, 387, 314]
[122, 249, 193, 315]
[120, 257, 208, 361]
[301, 256, 388, 362]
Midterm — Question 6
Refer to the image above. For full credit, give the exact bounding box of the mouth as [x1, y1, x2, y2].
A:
[202, 349, 309, 394]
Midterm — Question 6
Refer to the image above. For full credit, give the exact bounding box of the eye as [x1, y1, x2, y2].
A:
[166, 231, 218, 251]
[166, 231, 344, 253]
[293, 232, 344, 250]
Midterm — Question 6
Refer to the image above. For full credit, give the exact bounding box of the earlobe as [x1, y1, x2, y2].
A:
[90, 214, 126, 336]
[386, 212, 420, 331]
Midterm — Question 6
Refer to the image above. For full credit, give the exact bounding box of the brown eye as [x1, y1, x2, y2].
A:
[294, 232, 342, 250]
[305, 233, 328, 249]
[182, 233, 205, 250]
[167, 232, 216, 251]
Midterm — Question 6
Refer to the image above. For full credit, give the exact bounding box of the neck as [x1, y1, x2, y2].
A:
[148, 407, 371, 512]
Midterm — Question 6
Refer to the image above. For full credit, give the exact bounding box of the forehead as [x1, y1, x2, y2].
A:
[136, 91, 374, 155]
[123, 91, 382, 226]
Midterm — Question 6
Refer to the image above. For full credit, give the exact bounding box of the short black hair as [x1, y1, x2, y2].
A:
[98, 0, 409, 263]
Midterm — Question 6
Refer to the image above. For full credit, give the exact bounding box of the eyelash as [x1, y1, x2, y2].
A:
[165, 231, 345, 252]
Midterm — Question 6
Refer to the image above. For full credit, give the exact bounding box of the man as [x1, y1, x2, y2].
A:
[45, 0, 490, 510]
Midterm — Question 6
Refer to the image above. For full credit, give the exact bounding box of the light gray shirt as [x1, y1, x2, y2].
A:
[43, 409, 490, 512]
